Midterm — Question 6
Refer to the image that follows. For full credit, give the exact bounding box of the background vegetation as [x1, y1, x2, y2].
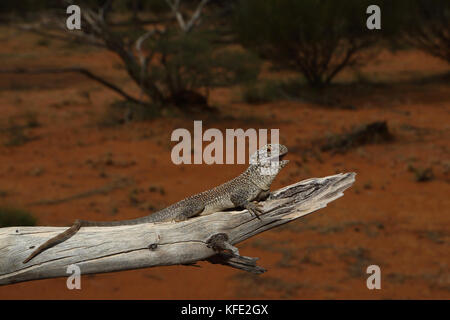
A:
[1, 0, 448, 113]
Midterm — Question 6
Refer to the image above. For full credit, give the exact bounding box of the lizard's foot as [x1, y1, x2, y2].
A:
[173, 216, 189, 222]
[244, 202, 264, 220]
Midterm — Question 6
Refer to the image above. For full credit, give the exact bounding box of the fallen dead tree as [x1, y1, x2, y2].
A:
[0, 172, 355, 285]
[321, 121, 393, 153]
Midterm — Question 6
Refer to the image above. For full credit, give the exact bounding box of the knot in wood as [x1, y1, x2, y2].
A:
[206, 233, 229, 252]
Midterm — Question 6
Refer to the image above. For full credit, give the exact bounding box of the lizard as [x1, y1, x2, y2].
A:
[23, 144, 289, 264]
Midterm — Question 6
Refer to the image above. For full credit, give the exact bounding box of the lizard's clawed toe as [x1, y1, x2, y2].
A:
[245, 202, 264, 220]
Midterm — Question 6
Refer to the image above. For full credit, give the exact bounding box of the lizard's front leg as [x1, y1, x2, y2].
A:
[230, 190, 264, 220]
[243, 202, 264, 220]
[255, 189, 270, 201]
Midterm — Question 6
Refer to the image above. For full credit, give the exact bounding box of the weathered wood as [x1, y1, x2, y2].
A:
[0, 172, 355, 285]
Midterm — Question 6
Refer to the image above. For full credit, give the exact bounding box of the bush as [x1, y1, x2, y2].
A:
[92, 12, 261, 112]
[399, 0, 450, 63]
[242, 77, 314, 104]
[148, 30, 261, 108]
[242, 80, 284, 104]
[98, 100, 162, 126]
[407, 165, 435, 182]
[0, 206, 37, 227]
[321, 121, 394, 153]
[233, 0, 380, 88]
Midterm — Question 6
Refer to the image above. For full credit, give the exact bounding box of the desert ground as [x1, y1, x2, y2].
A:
[0, 26, 449, 299]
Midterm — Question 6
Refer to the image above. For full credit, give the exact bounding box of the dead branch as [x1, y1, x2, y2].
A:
[0, 67, 142, 105]
[166, 0, 210, 33]
[0, 172, 355, 285]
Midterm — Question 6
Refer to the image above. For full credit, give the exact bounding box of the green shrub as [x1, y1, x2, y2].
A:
[98, 100, 162, 126]
[149, 30, 261, 106]
[242, 78, 309, 104]
[233, 0, 380, 87]
[242, 81, 284, 104]
[102, 24, 261, 111]
[0, 206, 37, 227]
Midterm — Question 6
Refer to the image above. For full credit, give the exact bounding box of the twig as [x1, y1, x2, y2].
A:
[166, 0, 209, 33]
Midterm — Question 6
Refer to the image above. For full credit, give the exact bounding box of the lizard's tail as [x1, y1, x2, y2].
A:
[22, 217, 151, 263]
[22, 220, 82, 264]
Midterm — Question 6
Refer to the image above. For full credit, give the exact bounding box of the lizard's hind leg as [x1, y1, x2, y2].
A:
[173, 201, 205, 222]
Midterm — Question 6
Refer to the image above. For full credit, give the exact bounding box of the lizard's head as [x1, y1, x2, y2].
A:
[247, 144, 289, 189]
[250, 143, 289, 166]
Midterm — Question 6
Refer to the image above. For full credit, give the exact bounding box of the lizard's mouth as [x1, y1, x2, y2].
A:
[269, 151, 287, 162]
[258, 153, 289, 170]
[265, 152, 289, 168]
[251, 144, 289, 166]
[279, 154, 289, 168]
[265, 144, 288, 161]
